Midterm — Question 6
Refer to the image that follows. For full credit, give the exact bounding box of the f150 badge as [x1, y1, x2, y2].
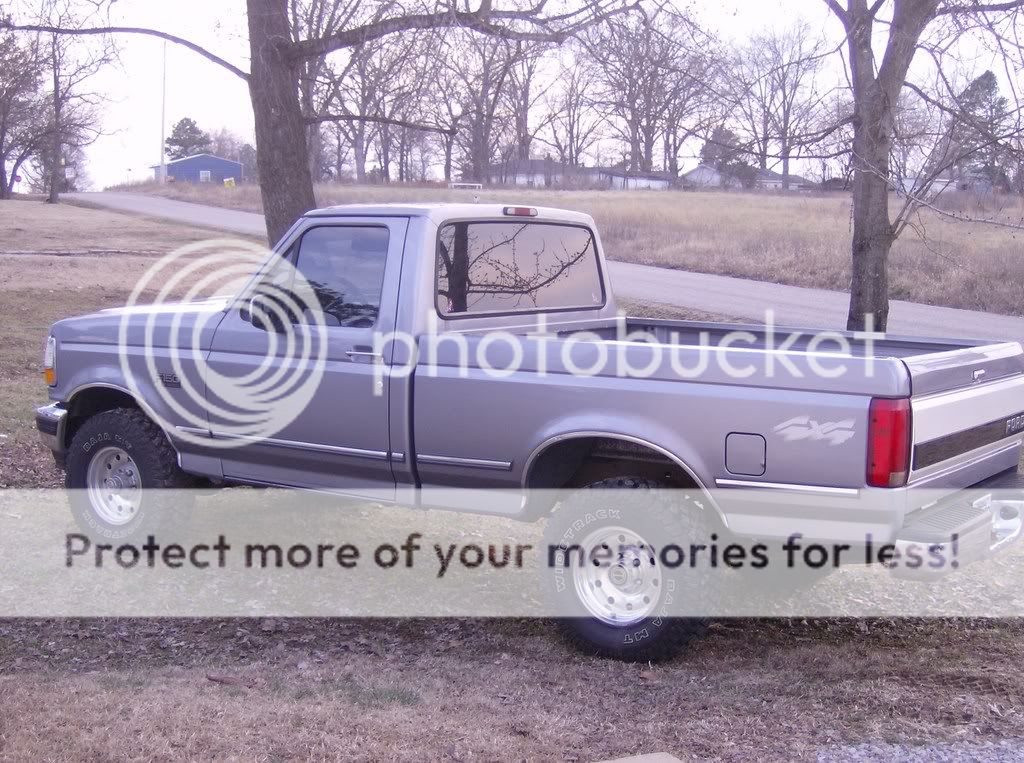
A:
[774, 416, 856, 445]
[158, 371, 181, 389]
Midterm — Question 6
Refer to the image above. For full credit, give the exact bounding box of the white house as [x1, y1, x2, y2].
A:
[682, 163, 741, 189]
[486, 160, 673, 190]
[753, 168, 816, 191]
[596, 168, 672, 190]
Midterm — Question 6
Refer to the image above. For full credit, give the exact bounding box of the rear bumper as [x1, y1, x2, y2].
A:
[35, 402, 68, 453]
[890, 468, 1023, 579]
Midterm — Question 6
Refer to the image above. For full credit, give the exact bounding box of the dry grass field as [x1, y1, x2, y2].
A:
[2, 199, 1024, 760]
[115, 180, 1024, 316]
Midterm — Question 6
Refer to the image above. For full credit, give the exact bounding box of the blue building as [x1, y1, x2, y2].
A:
[152, 153, 243, 184]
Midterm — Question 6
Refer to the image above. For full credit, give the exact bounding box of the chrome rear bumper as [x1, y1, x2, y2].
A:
[890, 472, 1023, 579]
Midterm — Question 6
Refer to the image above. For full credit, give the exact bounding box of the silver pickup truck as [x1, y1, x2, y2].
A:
[36, 203, 1024, 660]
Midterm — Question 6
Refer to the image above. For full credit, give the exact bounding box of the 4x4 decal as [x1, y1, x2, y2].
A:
[773, 416, 856, 445]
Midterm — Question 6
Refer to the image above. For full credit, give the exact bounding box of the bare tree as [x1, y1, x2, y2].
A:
[289, 0, 354, 182]
[661, 34, 720, 179]
[585, 10, 706, 174]
[34, 0, 112, 202]
[821, 0, 1024, 331]
[505, 42, 554, 162]
[4, 0, 641, 242]
[538, 47, 603, 167]
[729, 22, 829, 186]
[424, 54, 467, 182]
[0, 28, 47, 198]
[447, 33, 521, 181]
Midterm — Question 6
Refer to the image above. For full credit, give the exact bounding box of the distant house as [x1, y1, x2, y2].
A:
[682, 163, 741, 189]
[488, 158, 564, 187]
[486, 159, 674, 190]
[955, 170, 996, 195]
[754, 168, 816, 191]
[151, 153, 243, 184]
[900, 174, 955, 196]
[596, 168, 673, 190]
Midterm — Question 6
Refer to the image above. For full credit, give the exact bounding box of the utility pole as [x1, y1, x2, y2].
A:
[159, 41, 167, 183]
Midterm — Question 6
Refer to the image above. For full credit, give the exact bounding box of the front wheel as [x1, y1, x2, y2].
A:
[65, 407, 193, 540]
[543, 477, 715, 662]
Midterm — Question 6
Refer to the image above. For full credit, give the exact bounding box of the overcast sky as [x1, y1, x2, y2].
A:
[71, 0, 834, 189]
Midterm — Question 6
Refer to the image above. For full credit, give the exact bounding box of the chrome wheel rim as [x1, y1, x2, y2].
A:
[572, 525, 661, 626]
[85, 446, 141, 526]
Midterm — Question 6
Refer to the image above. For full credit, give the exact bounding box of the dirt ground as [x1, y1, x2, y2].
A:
[1, 198, 242, 253]
[3, 618, 1024, 761]
[2, 201, 1024, 761]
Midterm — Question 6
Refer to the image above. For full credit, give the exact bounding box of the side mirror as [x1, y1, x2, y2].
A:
[242, 294, 286, 332]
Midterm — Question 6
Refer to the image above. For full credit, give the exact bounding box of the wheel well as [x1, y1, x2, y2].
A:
[522, 435, 724, 526]
[525, 436, 701, 491]
[63, 387, 139, 447]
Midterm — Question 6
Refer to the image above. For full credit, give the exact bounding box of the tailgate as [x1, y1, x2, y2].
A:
[907, 342, 1024, 484]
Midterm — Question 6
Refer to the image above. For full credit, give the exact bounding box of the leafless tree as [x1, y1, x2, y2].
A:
[504, 42, 554, 162]
[819, 0, 1024, 331]
[32, 0, 113, 202]
[447, 33, 522, 181]
[0, 28, 47, 198]
[660, 34, 721, 179]
[729, 22, 829, 186]
[585, 10, 708, 175]
[537, 47, 603, 167]
[424, 54, 467, 182]
[4, 0, 641, 242]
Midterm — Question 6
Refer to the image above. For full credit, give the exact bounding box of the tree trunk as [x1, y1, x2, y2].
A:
[334, 130, 344, 181]
[47, 36, 60, 204]
[299, 74, 322, 183]
[353, 127, 367, 182]
[781, 143, 790, 190]
[306, 123, 323, 182]
[846, 117, 893, 332]
[379, 125, 391, 183]
[443, 136, 454, 181]
[247, 0, 316, 245]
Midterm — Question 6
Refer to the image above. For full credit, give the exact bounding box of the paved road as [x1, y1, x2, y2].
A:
[67, 191, 1024, 342]
[68, 191, 268, 238]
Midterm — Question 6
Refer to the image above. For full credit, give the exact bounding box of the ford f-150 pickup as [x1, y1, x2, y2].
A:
[35, 203, 1024, 660]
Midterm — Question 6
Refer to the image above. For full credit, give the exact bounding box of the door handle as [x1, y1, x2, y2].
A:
[346, 349, 383, 363]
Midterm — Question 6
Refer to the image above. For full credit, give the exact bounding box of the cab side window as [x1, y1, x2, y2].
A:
[294, 226, 390, 328]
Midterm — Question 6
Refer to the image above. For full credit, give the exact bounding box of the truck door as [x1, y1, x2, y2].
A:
[205, 217, 407, 497]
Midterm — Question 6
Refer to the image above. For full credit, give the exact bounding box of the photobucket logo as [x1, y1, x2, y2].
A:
[117, 239, 328, 449]
[371, 310, 879, 392]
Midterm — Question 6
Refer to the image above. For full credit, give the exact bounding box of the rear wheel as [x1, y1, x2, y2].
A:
[65, 407, 193, 540]
[543, 477, 714, 662]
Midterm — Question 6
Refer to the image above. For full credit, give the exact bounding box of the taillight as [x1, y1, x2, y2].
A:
[867, 397, 911, 487]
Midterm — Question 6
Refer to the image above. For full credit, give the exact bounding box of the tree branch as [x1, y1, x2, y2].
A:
[936, 0, 1024, 15]
[307, 112, 457, 135]
[821, 0, 850, 25]
[0, 22, 250, 81]
[289, 2, 640, 61]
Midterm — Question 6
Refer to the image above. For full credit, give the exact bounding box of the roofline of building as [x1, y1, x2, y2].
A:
[149, 152, 242, 168]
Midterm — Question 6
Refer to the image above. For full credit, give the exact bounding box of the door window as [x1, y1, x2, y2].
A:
[293, 226, 390, 328]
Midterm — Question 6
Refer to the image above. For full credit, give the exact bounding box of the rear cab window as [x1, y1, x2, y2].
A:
[436, 221, 604, 317]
